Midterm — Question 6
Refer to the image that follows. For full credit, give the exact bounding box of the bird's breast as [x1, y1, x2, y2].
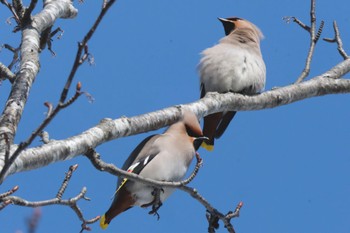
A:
[199, 43, 266, 94]
[127, 144, 195, 207]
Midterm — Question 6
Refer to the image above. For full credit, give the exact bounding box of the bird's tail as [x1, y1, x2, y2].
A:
[215, 111, 236, 139]
[201, 112, 222, 151]
[100, 214, 109, 230]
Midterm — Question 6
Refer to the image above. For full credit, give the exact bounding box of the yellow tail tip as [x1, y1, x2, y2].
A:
[201, 141, 214, 151]
[100, 214, 109, 230]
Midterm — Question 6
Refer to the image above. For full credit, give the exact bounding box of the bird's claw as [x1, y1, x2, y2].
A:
[148, 187, 164, 220]
[148, 202, 162, 220]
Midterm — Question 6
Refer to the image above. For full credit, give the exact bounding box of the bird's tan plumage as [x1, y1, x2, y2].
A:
[198, 17, 266, 150]
[100, 110, 204, 229]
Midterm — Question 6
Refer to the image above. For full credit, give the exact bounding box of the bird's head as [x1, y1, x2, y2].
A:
[180, 109, 209, 150]
[181, 109, 203, 138]
[218, 17, 263, 39]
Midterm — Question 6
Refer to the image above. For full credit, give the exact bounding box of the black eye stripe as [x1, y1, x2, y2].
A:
[226, 17, 242, 21]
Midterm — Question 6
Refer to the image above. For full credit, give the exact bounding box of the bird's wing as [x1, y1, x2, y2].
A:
[120, 135, 157, 171]
[115, 135, 162, 193]
[115, 153, 158, 194]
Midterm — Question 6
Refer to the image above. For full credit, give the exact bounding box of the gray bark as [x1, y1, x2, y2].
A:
[2, 59, 350, 179]
[0, 0, 77, 179]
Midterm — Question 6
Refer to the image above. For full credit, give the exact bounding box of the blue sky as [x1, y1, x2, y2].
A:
[1, 0, 350, 232]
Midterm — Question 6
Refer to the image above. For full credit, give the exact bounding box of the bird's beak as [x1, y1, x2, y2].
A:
[193, 136, 209, 151]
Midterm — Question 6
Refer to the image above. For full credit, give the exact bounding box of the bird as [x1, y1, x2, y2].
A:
[198, 17, 266, 151]
[100, 110, 207, 229]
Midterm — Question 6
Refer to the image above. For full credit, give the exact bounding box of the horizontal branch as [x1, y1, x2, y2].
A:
[1, 57, 350, 179]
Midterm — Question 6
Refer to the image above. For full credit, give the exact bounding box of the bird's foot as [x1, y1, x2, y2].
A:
[148, 188, 164, 220]
[148, 202, 163, 220]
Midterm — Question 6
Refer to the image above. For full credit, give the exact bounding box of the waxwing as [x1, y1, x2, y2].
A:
[100, 110, 206, 229]
[198, 17, 266, 151]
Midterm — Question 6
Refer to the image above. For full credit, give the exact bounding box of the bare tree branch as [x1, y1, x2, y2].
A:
[84, 148, 203, 190]
[0, 0, 115, 182]
[60, 0, 115, 104]
[0, 0, 78, 182]
[324, 21, 349, 60]
[0, 164, 99, 230]
[284, 0, 325, 83]
[0, 185, 19, 199]
[0, 62, 15, 83]
[56, 164, 78, 199]
[181, 152, 203, 185]
[38, 131, 50, 144]
[1, 43, 20, 70]
[0, 0, 21, 25]
[23, 0, 38, 22]
[0, 199, 11, 210]
[1, 59, 350, 181]
[206, 202, 243, 233]
[283, 16, 309, 31]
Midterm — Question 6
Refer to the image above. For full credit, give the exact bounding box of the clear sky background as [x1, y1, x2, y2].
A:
[0, 0, 349, 232]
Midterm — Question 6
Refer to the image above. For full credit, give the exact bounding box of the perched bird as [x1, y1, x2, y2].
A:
[100, 110, 206, 229]
[198, 17, 266, 151]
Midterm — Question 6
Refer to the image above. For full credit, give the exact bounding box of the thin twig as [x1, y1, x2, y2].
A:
[1, 44, 20, 70]
[324, 21, 349, 60]
[60, 0, 116, 103]
[226, 202, 243, 219]
[0, 185, 19, 199]
[0, 0, 21, 25]
[102, 0, 108, 9]
[60, 82, 83, 108]
[314, 20, 324, 43]
[48, 27, 64, 55]
[39, 26, 53, 52]
[12, 0, 24, 19]
[39, 131, 50, 144]
[23, 0, 38, 22]
[0, 62, 15, 83]
[44, 102, 54, 118]
[56, 164, 78, 199]
[294, 0, 323, 83]
[0, 186, 18, 210]
[84, 148, 202, 189]
[0, 165, 99, 229]
[284, 0, 324, 83]
[51, 27, 64, 40]
[40, 26, 64, 55]
[283, 16, 310, 31]
[0, 199, 12, 210]
[180, 152, 203, 185]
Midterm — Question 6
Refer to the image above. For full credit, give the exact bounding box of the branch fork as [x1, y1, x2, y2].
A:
[0, 164, 99, 232]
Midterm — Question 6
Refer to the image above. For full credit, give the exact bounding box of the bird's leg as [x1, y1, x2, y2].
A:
[148, 187, 164, 220]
